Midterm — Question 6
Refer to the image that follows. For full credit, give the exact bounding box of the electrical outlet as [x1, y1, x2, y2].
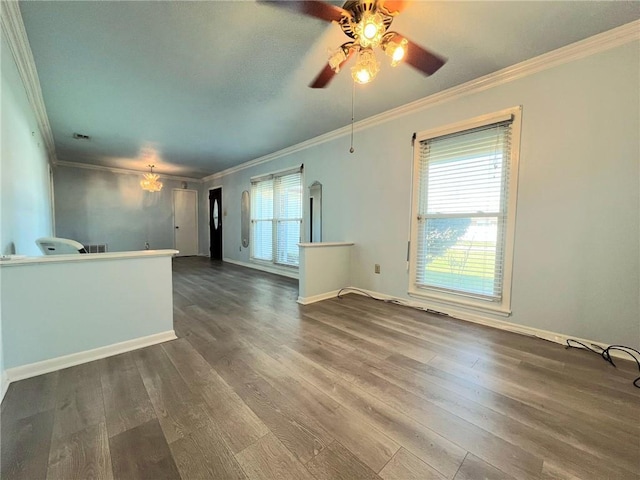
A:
[375, 264, 381, 274]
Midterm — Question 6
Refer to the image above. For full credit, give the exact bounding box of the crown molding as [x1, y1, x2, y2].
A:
[1, 0, 57, 164]
[55, 160, 203, 183]
[202, 19, 640, 183]
[2, 0, 636, 183]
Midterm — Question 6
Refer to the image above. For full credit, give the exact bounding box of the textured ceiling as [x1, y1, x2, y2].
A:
[19, 1, 640, 178]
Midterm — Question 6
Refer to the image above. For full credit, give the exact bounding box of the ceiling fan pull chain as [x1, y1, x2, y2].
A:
[350, 79, 355, 153]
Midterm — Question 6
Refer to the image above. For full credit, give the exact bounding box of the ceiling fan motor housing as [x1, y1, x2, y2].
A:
[261, 0, 447, 88]
[340, 0, 394, 41]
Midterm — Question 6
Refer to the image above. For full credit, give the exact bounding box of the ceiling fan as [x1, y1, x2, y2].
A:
[260, 0, 446, 88]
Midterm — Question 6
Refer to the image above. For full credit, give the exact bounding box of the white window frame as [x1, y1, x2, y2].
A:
[250, 166, 303, 269]
[408, 107, 522, 316]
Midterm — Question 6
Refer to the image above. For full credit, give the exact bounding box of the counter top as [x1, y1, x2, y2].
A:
[0, 249, 179, 267]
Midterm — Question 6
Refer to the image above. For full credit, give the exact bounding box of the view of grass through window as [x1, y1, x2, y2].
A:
[415, 119, 512, 301]
[423, 217, 498, 297]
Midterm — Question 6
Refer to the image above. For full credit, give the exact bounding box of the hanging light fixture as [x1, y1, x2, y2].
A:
[140, 164, 163, 192]
[354, 11, 385, 49]
[327, 2, 412, 86]
[264, 0, 447, 89]
[383, 35, 408, 67]
[351, 47, 380, 85]
[328, 45, 349, 73]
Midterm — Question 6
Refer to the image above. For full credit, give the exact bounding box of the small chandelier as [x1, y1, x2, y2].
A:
[140, 164, 163, 192]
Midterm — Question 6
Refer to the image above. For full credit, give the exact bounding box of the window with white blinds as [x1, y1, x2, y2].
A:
[410, 109, 520, 310]
[250, 178, 274, 262]
[250, 168, 302, 268]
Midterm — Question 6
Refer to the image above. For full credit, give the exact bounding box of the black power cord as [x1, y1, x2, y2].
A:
[337, 288, 640, 389]
[566, 339, 640, 389]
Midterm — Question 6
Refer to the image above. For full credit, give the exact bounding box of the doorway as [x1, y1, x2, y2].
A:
[173, 189, 198, 256]
[209, 187, 223, 260]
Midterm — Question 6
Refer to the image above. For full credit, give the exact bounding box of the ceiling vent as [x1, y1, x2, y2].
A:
[73, 133, 90, 140]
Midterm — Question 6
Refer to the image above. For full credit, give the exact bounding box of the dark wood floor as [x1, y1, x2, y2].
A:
[2, 256, 639, 480]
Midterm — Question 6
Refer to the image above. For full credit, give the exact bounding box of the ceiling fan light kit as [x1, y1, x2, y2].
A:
[261, 0, 446, 88]
[354, 10, 385, 48]
[384, 36, 408, 67]
[352, 48, 380, 84]
[328, 46, 349, 73]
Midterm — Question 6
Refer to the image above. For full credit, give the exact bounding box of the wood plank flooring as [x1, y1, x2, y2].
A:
[2, 256, 639, 479]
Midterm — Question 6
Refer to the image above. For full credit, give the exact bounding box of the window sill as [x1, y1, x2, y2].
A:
[408, 287, 511, 317]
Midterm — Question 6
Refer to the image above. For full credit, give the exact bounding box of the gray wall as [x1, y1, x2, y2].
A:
[203, 40, 640, 349]
[54, 165, 203, 253]
[1, 30, 55, 389]
[1, 32, 53, 257]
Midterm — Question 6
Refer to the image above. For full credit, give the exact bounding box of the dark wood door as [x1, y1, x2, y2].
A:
[209, 188, 223, 260]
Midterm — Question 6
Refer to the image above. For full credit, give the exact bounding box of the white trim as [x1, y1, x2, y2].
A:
[408, 290, 511, 317]
[0, 249, 178, 267]
[343, 288, 634, 362]
[5, 330, 177, 383]
[413, 109, 516, 143]
[1, 371, 9, 404]
[0, 0, 57, 165]
[223, 257, 299, 280]
[49, 163, 56, 236]
[3, 0, 635, 186]
[250, 164, 303, 183]
[201, 20, 640, 182]
[297, 289, 341, 305]
[55, 160, 203, 183]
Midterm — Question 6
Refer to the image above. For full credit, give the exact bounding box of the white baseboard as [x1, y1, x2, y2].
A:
[1, 370, 8, 404]
[297, 289, 342, 305]
[342, 287, 633, 362]
[5, 330, 177, 384]
[223, 257, 299, 280]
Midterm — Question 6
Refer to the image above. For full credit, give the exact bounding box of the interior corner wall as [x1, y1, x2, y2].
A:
[53, 165, 202, 253]
[0, 32, 53, 257]
[1, 30, 55, 398]
[202, 40, 640, 350]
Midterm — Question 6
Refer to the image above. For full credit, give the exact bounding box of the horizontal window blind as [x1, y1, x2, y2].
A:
[251, 179, 274, 261]
[416, 120, 512, 301]
[250, 167, 302, 268]
[275, 172, 302, 267]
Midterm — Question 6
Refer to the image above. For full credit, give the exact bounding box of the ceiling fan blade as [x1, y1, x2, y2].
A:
[258, 1, 348, 23]
[395, 34, 446, 76]
[310, 64, 338, 89]
[379, 0, 409, 15]
[309, 47, 355, 88]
